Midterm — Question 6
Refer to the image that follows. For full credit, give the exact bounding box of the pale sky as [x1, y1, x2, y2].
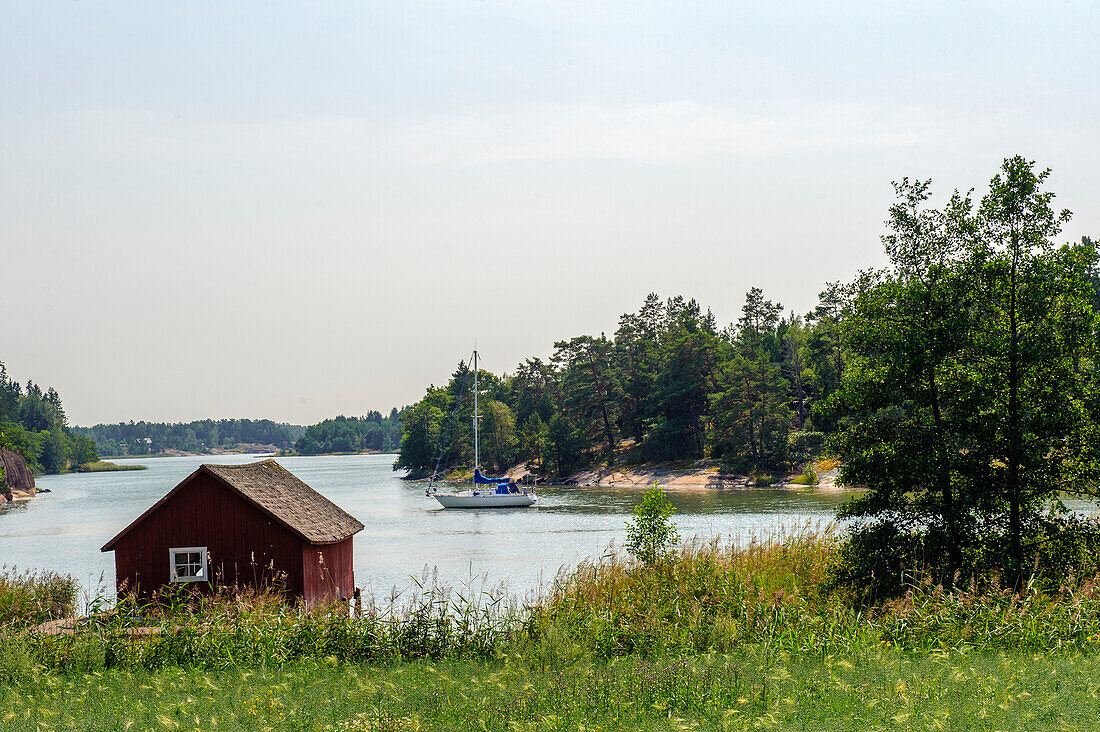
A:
[2, 1, 1098, 426]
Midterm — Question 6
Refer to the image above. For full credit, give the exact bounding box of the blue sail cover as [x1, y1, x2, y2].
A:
[474, 469, 504, 485]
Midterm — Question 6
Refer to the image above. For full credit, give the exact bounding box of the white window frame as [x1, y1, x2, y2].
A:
[169, 546, 209, 583]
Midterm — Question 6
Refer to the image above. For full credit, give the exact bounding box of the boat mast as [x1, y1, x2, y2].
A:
[473, 349, 479, 471]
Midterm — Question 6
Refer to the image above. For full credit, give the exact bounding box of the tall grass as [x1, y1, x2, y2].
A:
[0, 567, 77, 626]
[19, 577, 518, 673]
[8, 525, 1100, 679]
[524, 524, 1100, 659]
[6, 651, 1100, 730]
[524, 525, 860, 659]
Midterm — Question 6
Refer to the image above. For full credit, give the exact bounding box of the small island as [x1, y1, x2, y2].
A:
[74, 461, 147, 473]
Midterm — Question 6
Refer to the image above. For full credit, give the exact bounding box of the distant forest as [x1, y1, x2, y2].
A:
[0, 364, 98, 474]
[75, 413, 406, 458]
[74, 420, 305, 457]
[293, 410, 404, 455]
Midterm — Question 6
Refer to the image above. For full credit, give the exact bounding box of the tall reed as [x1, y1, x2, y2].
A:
[0, 566, 77, 626]
[12, 525, 1100, 676]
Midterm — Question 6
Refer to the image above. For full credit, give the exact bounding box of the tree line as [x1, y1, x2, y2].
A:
[0, 364, 98, 473]
[74, 419, 304, 457]
[396, 289, 844, 479]
[294, 410, 404, 455]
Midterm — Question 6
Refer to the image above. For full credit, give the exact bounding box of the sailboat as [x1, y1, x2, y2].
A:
[429, 350, 538, 509]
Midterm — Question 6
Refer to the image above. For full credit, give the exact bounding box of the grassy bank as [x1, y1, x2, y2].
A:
[6, 532, 1100, 728]
[75, 461, 148, 472]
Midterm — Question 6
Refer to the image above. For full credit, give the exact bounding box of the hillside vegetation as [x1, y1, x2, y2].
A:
[0, 365, 97, 474]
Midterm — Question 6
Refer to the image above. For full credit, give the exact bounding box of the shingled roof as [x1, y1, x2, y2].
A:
[101, 459, 364, 551]
[203, 460, 364, 543]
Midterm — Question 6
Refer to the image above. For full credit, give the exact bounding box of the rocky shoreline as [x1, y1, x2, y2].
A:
[500, 460, 844, 491]
[0, 447, 36, 504]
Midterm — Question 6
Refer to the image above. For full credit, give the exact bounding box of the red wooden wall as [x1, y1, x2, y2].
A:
[301, 537, 355, 605]
[112, 472, 308, 599]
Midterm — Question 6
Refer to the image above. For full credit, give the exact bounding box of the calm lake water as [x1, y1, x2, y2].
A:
[1, 453, 860, 605]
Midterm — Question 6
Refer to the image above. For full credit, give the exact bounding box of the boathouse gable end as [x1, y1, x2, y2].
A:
[100, 460, 363, 604]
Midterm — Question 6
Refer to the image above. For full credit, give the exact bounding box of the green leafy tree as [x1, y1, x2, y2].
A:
[517, 414, 550, 471]
[38, 429, 69, 473]
[625, 484, 680, 566]
[709, 289, 792, 473]
[642, 303, 721, 461]
[547, 413, 586, 477]
[553, 336, 623, 460]
[829, 157, 1100, 593]
[828, 178, 977, 588]
[966, 157, 1100, 584]
[394, 392, 448, 478]
[710, 353, 792, 473]
[613, 294, 664, 442]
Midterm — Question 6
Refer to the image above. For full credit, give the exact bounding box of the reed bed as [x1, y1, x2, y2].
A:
[0, 566, 77, 627]
[525, 525, 852, 659]
[11, 580, 517, 674]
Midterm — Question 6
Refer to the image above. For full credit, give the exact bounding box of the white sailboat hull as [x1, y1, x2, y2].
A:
[433, 490, 537, 508]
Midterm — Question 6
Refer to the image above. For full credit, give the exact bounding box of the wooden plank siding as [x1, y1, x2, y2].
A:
[112, 472, 306, 599]
[301, 537, 355, 605]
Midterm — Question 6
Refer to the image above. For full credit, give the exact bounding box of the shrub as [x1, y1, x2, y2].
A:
[830, 521, 941, 603]
[787, 464, 818, 485]
[625, 484, 679, 566]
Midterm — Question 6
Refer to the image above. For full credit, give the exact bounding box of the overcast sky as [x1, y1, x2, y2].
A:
[2, 1, 1098, 426]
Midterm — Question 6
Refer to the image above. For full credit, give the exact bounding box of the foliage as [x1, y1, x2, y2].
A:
[75, 461, 148, 472]
[787, 463, 818, 485]
[11, 650, 1100, 731]
[624, 484, 679, 566]
[295, 410, 403, 455]
[74, 418, 301, 457]
[396, 288, 841, 479]
[12, 529, 1100, 729]
[0, 363, 98, 474]
[828, 157, 1100, 591]
[477, 399, 516, 472]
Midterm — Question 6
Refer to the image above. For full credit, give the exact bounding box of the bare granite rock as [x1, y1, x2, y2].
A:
[0, 448, 35, 498]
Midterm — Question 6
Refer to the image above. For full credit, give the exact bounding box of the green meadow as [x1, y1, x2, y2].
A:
[4, 650, 1100, 731]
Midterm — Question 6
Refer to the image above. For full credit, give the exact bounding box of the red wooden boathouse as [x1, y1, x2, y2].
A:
[101, 459, 364, 604]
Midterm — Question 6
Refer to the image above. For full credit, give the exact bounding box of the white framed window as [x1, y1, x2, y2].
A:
[169, 546, 208, 583]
